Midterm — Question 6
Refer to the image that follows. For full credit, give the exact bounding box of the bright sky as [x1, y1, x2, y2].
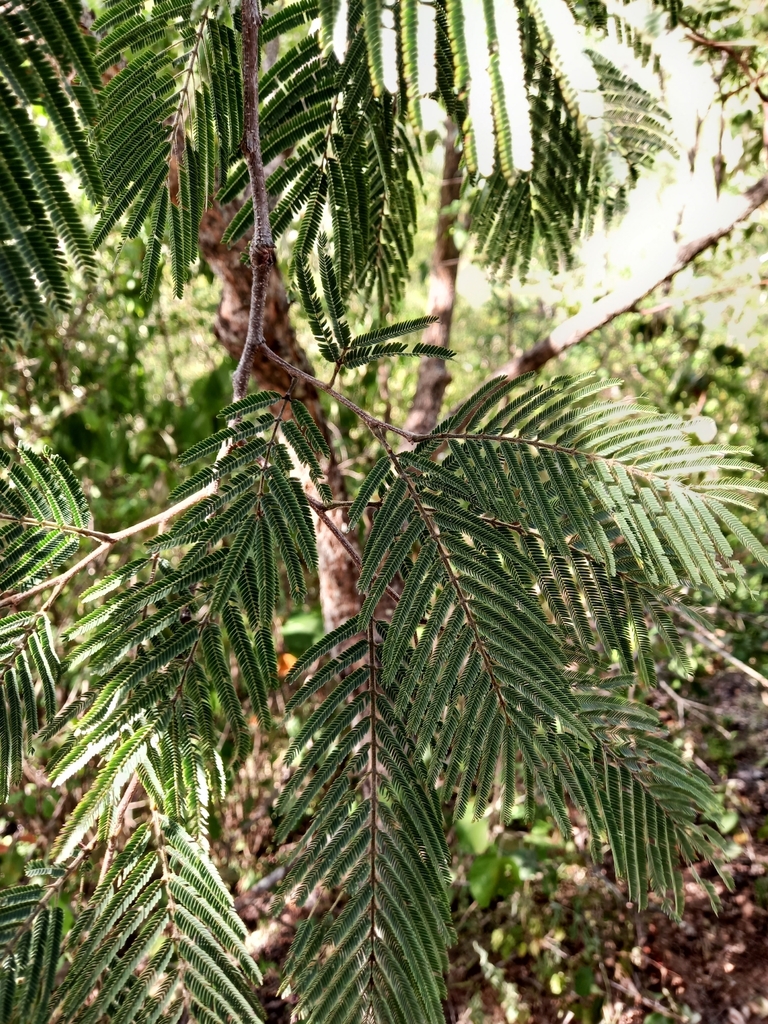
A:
[331, 0, 763, 340]
[451, 0, 762, 340]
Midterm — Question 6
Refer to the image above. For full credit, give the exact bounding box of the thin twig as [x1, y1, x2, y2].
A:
[305, 495, 401, 608]
[657, 679, 734, 739]
[253, 343, 737, 498]
[0, 512, 114, 542]
[610, 980, 686, 1022]
[679, 625, 768, 690]
[0, 540, 112, 610]
[97, 772, 141, 887]
[0, 484, 216, 609]
[256, 343, 416, 440]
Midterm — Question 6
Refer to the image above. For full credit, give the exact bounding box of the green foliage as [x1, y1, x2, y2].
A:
[0, 820, 262, 1024]
[0, 338, 765, 1018]
[468, 848, 520, 907]
[0, 0, 684, 334]
[468, 38, 671, 276]
[0, 0, 99, 342]
[277, 627, 455, 1024]
[89, 0, 426, 306]
[0, 349, 763, 1019]
[298, 244, 446, 370]
[91, 0, 244, 296]
[544, 266, 768, 679]
[0, 447, 93, 795]
[0, 891, 63, 1024]
[0, 444, 90, 594]
[1, 0, 767, 1020]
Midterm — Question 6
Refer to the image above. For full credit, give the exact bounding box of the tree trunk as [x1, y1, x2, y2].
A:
[401, 123, 462, 442]
[198, 203, 361, 630]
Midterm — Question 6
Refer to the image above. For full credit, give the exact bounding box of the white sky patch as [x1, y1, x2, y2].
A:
[493, 0, 532, 172]
[464, 0, 496, 177]
[490, 0, 765, 361]
[584, 0, 741, 248]
[532, 0, 604, 139]
[458, 261, 493, 307]
[603, 0, 716, 152]
[333, 0, 348, 61]
[688, 417, 717, 443]
[606, 150, 628, 186]
[381, 6, 399, 94]
[417, 1, 437, 96]
[420, 96, 445, 133]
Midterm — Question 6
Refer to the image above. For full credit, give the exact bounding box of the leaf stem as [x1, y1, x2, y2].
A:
[378, 432, 516, 731]
[305, 494, 401, 607]
[0, 485, 215, 608]
[254, 344, 727, 493]
[367, 620, 378, 985]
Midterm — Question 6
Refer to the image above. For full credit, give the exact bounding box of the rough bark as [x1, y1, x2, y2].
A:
[401, 124, 462, 442]
[198, 202, 361, 630]
[481, 173, 768, 386]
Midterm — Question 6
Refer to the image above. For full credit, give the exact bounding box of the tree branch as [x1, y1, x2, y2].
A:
[198, 205, 322, 409]
[15, 167, 765, 626]
[0, 484, 215, 609]
[485, 174, 768, 384]
[231, 0, 275, 402]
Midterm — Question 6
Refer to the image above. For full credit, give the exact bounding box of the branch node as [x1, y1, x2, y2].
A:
[250, 242, 276, 271]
